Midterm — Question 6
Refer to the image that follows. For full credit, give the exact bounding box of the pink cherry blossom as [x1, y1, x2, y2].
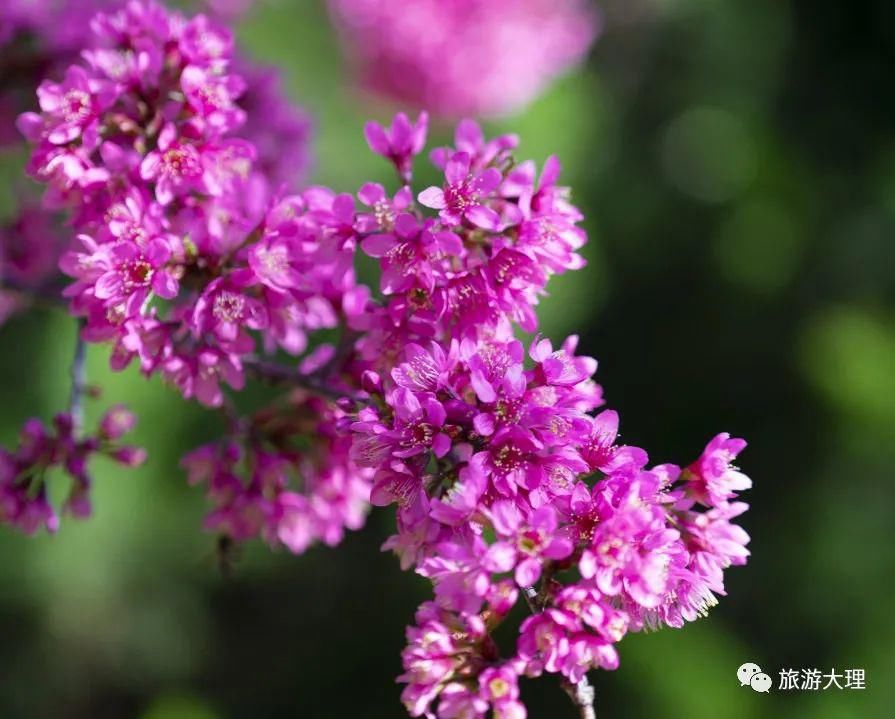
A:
[330, 0, 599, 117]
[418, 151, 503, 229]
[12, 15, 753, 713]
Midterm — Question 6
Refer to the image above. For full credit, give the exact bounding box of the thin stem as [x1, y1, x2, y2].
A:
[68, 319, 88, 436]
[243, 357, 356, 402]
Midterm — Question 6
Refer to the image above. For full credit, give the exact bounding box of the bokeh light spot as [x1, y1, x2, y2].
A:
[714, 198, 803, 294]
[140, 694, 220, 719]
[799, 307, 895, 433]
[661, 106, 757, 203]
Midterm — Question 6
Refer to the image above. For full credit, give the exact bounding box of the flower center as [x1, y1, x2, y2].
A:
[373, 200, 395, 230]
[213, 291, 245, 323]
[489, 678, 510, 699]
[518, 529, 545, 555]
[199, 84, 225, 108]
[444, 179, 473, 213]
[492, 253, 523, 286]
[390, 474, 418, 507]
[259, 246, 289, 274]
[597, 537, 624, 566]
[493, 444, 524, 473]
[407, 287, 430, 310]
[404, 422, 434, 448]
[62, 90, 91, 123]
[494, 399, 521, 423]
[162, 147, 200, 179]
[121, 259, 153, 289]
[121, 222, 147, 246]
[387, 242, 415, 271]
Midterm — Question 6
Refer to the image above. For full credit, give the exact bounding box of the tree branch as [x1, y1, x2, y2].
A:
[243, 357, 356, 402]
[561, 675, 596, 719]
[68, 318, 88, 435]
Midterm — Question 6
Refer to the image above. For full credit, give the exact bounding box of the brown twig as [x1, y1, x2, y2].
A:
[68, 319, 88, 435]
[243, 356, 357, 402]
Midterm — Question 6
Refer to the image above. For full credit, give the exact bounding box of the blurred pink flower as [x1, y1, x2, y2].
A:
[330, 0, 599, 117]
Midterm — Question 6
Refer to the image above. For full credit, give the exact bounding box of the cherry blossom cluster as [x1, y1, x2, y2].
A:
[1, 0, 255, 144]
[0, 0, 305, 326]
[0, 203, 65, 322]
[372, 377, 750, 718]
[181, 389, 371, 553]
[18, 0, 327, 407]
[1, 1, 107, 320]
[0, 406, 145, 533]
[10, 3, 751, 717]
[1, 0, 110, 147]
[329, 0, 599, 117]
[1, 1, 258, 150]
[326, 114, 748, 716]
[348, 114, 750, 717]
[13, 0, 367, 552]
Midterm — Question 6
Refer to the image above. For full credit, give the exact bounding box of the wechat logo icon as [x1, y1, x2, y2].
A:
[738, 662, 772, 693]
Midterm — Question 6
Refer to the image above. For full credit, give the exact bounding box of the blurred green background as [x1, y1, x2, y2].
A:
[1, 0, 894, 717]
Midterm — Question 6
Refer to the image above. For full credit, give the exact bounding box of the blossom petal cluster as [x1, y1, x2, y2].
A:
[329, 0, 599, 116]
[0, 0, 260, 147]
[13, 0, 367, 562]
[0, 202, 67, 322]
[344, 117, 752, 717]
[1, 0, 308, 328]
[182, 390, 372, 552]
[19, 0, 328, 407]
[0, 406, 145, 533]
[0, 0, 110, 147]
[11, 3, 751, 717]
[368, 351, 751, 717]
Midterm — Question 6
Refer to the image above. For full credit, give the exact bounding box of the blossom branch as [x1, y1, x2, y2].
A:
[11, 8, 755, 713]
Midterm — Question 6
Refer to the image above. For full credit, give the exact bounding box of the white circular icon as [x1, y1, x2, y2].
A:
[749, 672, 772, 693]
[737, 662, 762, 687]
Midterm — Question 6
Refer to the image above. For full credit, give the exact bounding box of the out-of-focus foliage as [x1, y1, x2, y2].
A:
[0, 0, 892, 717]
